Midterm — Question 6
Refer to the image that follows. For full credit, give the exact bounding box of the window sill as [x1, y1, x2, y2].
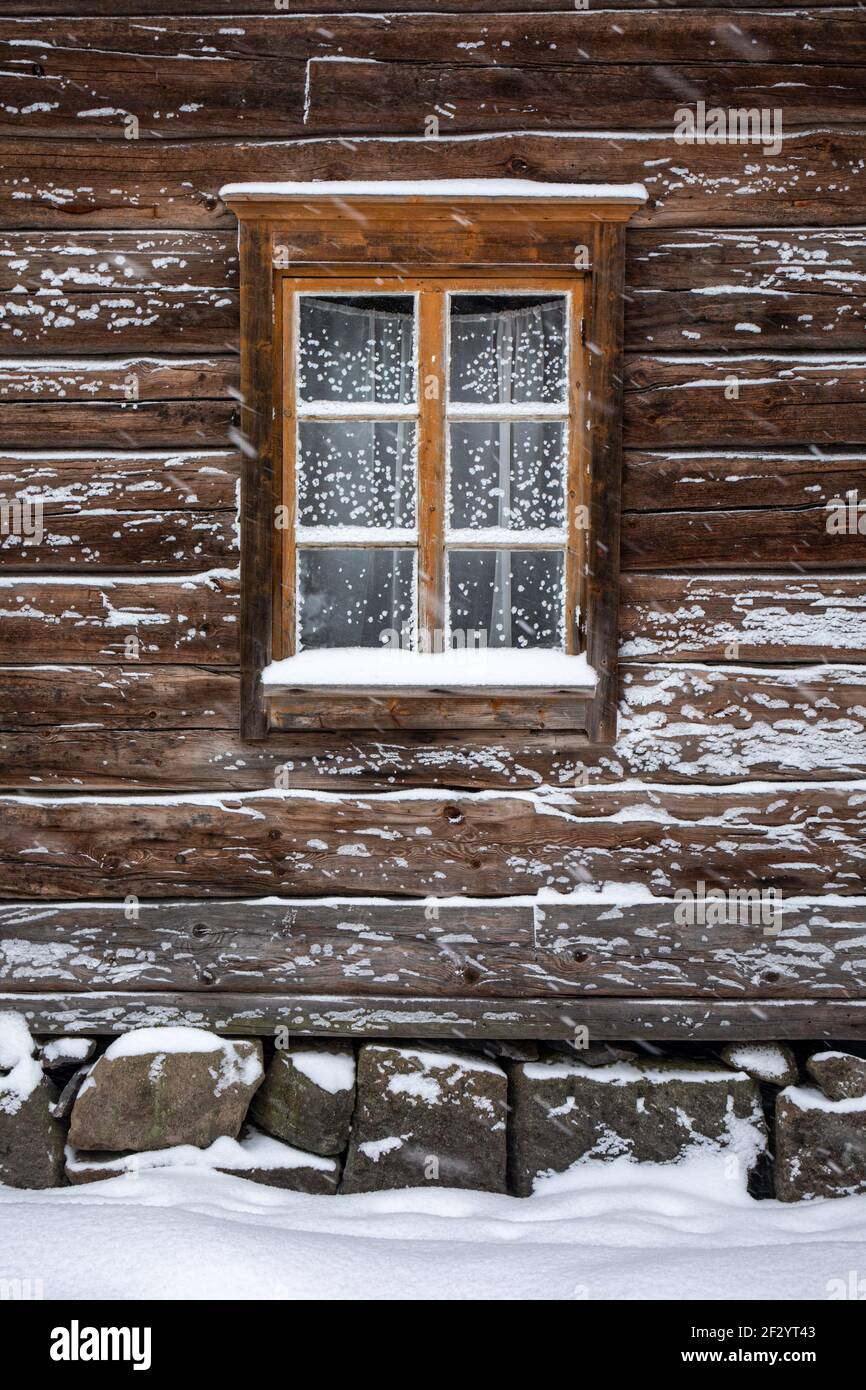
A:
[261, 647, 596, 697]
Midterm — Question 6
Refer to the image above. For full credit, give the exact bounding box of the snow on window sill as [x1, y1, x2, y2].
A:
[220, 178, 649, 205]
[262, 647, 597, 694]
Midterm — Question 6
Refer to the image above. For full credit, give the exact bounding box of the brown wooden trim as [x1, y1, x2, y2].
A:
[238, 220, 275, 740]
[584, 222, 627, 744]
[9, 991, 866, 1041]
[417, 287, 445, 650]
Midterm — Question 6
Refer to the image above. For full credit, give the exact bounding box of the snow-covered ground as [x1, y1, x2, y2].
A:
[2, 1156, 865, 1301]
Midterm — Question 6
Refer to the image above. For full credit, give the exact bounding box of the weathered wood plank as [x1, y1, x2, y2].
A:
[0, 449, 238, 511]
[0, 357, 238, 447]
[307, 61, 866, 139]
[0, 291, 239, 354]
[0, 784, 862, 900]
[623, 450, 865, 512]
[0, 231, 237, 292]
[6, 990, 866, 1041]
[621, 505, 866, 570]
[535, 899, 866, 998]
[2, 132, 864, 231]
[0, 511, 237, 575]
[0, 661, 863, 789]
[0, 900, 535, 997]
[620, 574, 866, 662]
[3, 897, 864, 1000]
[3, 1, 854, 14]
[626, 228, 866, 350]
[624, 355, 866, 447]
[0, 573, 239, 663]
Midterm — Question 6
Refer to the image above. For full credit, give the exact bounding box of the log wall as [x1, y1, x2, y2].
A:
[1, 2, 865, 1037]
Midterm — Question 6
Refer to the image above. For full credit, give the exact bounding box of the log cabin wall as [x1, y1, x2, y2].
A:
[0, 1, 865, 1040]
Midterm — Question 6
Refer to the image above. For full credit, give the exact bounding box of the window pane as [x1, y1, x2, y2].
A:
[298, 295, 415, 404]
[448, 549, 564, 649]
[449, 294, 567, 405]
[448, 421, 565, 531]
[298, 420, 416, 529]
[298, 548, 414, 649]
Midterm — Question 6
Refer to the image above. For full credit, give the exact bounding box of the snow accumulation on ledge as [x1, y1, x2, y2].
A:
[219, 178, 649, 203]
[261, 647, 597, 692]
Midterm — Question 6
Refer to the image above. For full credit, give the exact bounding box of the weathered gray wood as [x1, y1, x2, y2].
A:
[0, 231, 237, 291]
[7, 990, 866, 1041]
[0, 574, 239, 663]
[620, 574, 866, 661]
[0, 291, 239, 355]
[626, 228, 866, 350]
[0, 785, 863, 900]
[623, 450, 865, 512]
[622, 505, 866, 570]
[3, 897, 864, 1000]
[534, 900, 866, 998]
[625, 355, 866, 448]
[2, 132, 864, 231]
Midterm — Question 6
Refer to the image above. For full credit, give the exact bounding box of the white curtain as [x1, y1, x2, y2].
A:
[449, 300, 565, 647]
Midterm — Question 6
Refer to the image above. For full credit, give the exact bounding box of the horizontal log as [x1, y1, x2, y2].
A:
[0, 784, 862, 900]
[6, 989, 866, 1041]
[0, 663, 238, 729]
[2, 132, 864, 231]
[0, 573, 239, 663]
[3, 897, 865, 1001]
[627, 227, 866, 350]
[620, 573, 866, 661]
[0, 357, 238, 447]
[3, 1, 853, 13]
[621, 504, 866, 570]
[0, 449, 238, 511]
[307, 61, 866, 139]
[0, 661, 864, 790]
[0, 291, 239, 355]
[0, 447, 238, 570]
[0, 510, 237, 575]
[536, 900, 866, 998]
[625, 354, 866, 447]
[623, 450, 866, 511]
[0, 231, 237, 292]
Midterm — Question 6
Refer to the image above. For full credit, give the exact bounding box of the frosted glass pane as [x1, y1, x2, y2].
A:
[298, 421, 416, 529]
[448, 421, 565, 531]
[298, 295, 415, 404]
[448, 549, 564, 649]
[449, 294, 566, 405]
[299, 548, 414, 649]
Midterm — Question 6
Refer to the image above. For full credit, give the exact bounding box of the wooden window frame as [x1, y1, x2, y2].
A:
[223, 183, 646, 746]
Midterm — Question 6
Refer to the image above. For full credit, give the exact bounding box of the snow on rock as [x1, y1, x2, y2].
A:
[0, 1011, 42, 1116]
[40, 1036, 96, 1070]
[251, 1044, 355, 1158]
[720, 1043, 798, 1088]
[66, 1125, 339, 1195]
[0, 1012, 65, 1189]
[68, 1028, 264, 1153]
[776, 1084, 866, 1201]
[341, 1044, 507, 1195]
[510, 1059, 767, 1196]
[805, 1050, 866, 1103]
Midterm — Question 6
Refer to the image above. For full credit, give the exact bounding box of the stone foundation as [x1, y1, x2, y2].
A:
[2, 1016, 865, 1201]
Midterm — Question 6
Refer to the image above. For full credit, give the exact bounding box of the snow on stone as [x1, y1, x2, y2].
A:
[522, 1060, 750, 1085]
[41, 1037, 92, 1066]
[782, 1085, 866, 1115]
[103, 1027, 262, 1093]
[290, 1049, 355, 1095]
[723, 1045, 793, 1082]
[0, 1011, 42, 1116]
[65, 1127, 336, 1178]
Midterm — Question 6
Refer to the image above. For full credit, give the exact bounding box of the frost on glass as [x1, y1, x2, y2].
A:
[298, 548, 414, 649]
[298, 421, 417, 529]
[448, 421, 565, 531]
[297, 295, 416, 404]
[449, 295, 566, 405]
[449, 549, 564, 649]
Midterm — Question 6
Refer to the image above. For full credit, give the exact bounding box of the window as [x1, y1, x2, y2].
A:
[222, 180, 646, 744]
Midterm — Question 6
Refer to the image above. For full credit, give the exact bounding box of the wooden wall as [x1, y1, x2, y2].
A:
[1, 1, 865, 1039]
